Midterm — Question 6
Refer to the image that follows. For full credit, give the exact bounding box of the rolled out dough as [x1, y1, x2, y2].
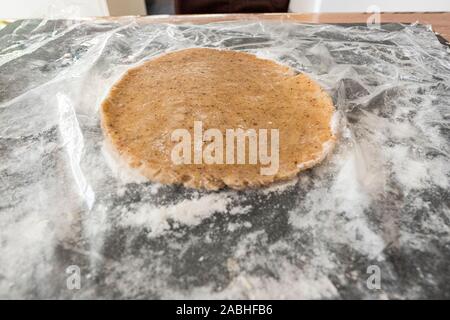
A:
[101, 48, 335, 190]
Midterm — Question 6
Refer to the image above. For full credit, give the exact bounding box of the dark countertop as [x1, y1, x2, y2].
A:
[0, 18, 449, 299]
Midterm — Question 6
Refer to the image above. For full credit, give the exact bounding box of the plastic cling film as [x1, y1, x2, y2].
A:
[0, 19, 449, 299]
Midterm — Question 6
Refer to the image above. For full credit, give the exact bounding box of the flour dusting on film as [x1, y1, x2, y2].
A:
[0, 19, 449, 299]
[120, 193, 236, 237]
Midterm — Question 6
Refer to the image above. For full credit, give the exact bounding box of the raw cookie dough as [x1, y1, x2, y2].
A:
[101, 48, 335, 190]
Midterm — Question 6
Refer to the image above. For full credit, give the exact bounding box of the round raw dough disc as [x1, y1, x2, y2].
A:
[101, 48, 335, 190]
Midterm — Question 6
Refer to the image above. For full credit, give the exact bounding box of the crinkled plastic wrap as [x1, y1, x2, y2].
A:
[0, 18, 449, 299]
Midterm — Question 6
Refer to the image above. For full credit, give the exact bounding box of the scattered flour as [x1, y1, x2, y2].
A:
[290, 147, 387, 260]
[261, 178, 298, 195]
[121, 193, 234, 236]
[171, 267, 338, 299]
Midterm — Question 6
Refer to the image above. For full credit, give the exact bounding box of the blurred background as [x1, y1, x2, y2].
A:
[0, 0, 450, 19]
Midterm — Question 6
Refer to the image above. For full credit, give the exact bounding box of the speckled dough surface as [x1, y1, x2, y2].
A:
[101, 48, 335, 189]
